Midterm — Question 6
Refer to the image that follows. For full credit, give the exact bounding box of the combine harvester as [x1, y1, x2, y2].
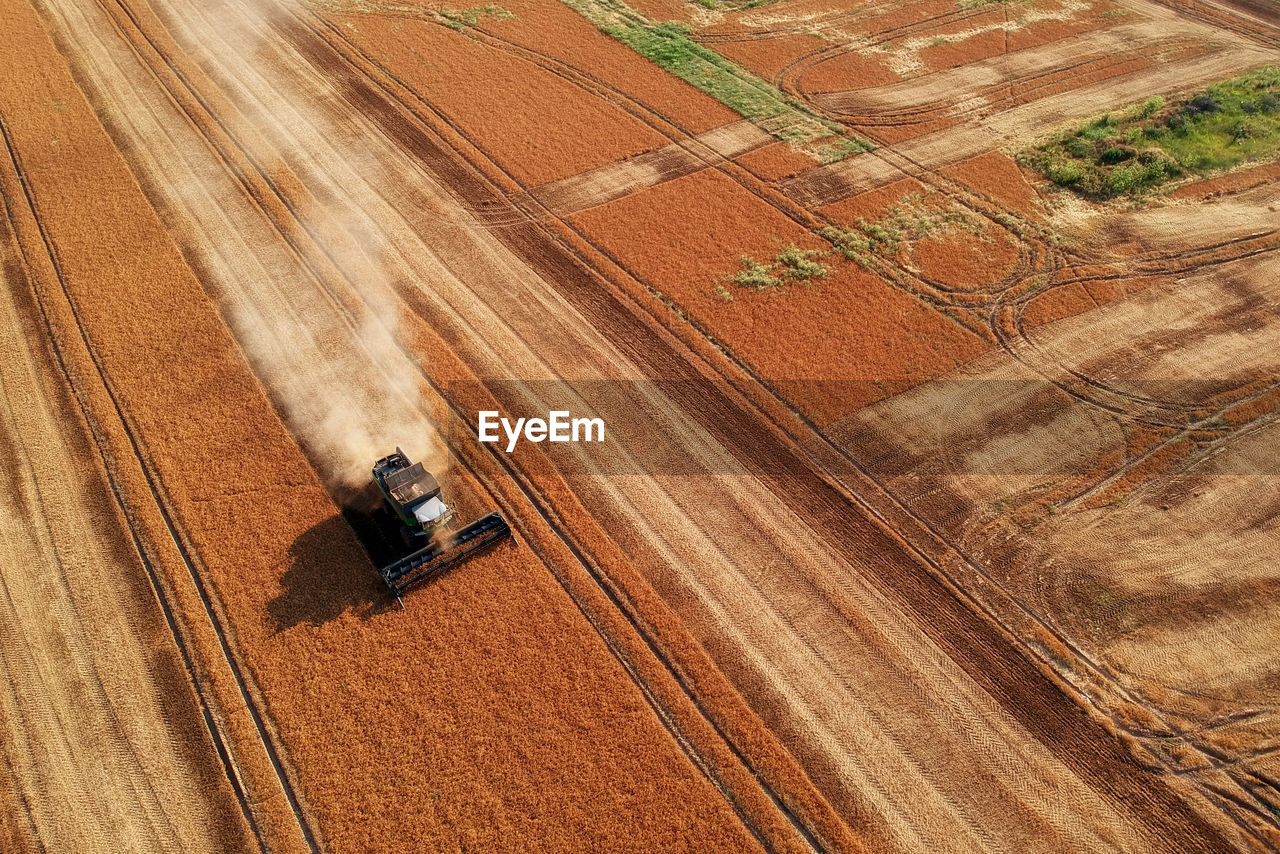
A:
[372, 448, 513, 606]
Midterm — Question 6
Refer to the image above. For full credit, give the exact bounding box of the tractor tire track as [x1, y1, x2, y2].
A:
[0, 110, 281, 853]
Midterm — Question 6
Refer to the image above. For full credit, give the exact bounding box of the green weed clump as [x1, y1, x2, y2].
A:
[819, 192, 976, 264]
[722, 245, 828, 293]
[1021, 67, 1280, 199]
[438, 4, 514, 30]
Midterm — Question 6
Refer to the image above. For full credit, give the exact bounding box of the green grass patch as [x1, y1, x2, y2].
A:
[439, 4, 514, 30]
[1021, 67, 1280, 199]
[721, 244, 828, 293]
[559, 0, 871, 156]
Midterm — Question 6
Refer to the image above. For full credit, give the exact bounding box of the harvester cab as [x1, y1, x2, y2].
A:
[371, 448, 513, 606]
[373, 448, 455, 543]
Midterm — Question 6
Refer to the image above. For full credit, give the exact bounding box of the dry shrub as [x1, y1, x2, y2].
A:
[1113, 701, 1164, 734]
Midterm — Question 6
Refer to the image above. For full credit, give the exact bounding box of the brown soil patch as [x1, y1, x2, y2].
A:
[625, 0, 698, 23]
[868, 117, 959, 144]
[1023, 281, 1101, 326]
[939, 152, 1040, 214]
[846, 0, 959, 38]
[713, 33, 830, 81]
[572, 169, 988, 424]
[919, 28, 1009, 74]
[1006, 2, 1120, 51]
[488, 0, 737, 134]
[911, 227, 1019, 289]
[571, 167, 818, 288]
[819, 177, 930, 223]
[734, 141, 817, 181]
[1168, 160, 1280, 200]
[801, 50, 901, 94]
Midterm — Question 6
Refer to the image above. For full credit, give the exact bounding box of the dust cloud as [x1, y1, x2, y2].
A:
[179, 0, 448, 502]
[223, 276, 445, 502]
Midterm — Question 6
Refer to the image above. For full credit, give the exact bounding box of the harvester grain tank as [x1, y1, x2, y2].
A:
[372, 448, 513, 605]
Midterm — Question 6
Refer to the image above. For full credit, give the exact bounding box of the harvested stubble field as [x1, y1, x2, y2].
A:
[2, 0, 1279, 848]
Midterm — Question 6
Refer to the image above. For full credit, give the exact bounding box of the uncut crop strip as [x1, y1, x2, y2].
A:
[280, 5, 1259, 850]
[0, 173, 253, 854]
[60, 0, 855, 845]
[0, 112, 316, 853]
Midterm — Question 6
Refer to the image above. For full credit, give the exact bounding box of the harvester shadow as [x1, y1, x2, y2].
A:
[268, 507, 401, 631]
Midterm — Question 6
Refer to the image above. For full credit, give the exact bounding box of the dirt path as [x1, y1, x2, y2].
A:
[0, 155, 254, 854]
[25, 0, 1258, 849]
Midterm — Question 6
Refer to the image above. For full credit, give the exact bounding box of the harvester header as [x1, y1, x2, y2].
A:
[372, 448, 513, 605]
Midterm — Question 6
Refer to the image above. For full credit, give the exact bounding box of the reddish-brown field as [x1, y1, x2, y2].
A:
[324, 13, 667, 186]
[4, 0, 1278, 848]
[802, 52, 902, 93]
[1022, 280, 1101, 326]
[939, 152, 1041, 214]
[734, 140, 820, 181]
[711, 32, 832, 81]
[484, 0, 739, 134]
[571, 169, 990, 423]
[911, 227, 1019, 288]
[0, 0, 825, 850]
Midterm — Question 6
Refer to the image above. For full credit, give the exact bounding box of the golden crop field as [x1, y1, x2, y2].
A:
[0, 0, 1276, 849]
